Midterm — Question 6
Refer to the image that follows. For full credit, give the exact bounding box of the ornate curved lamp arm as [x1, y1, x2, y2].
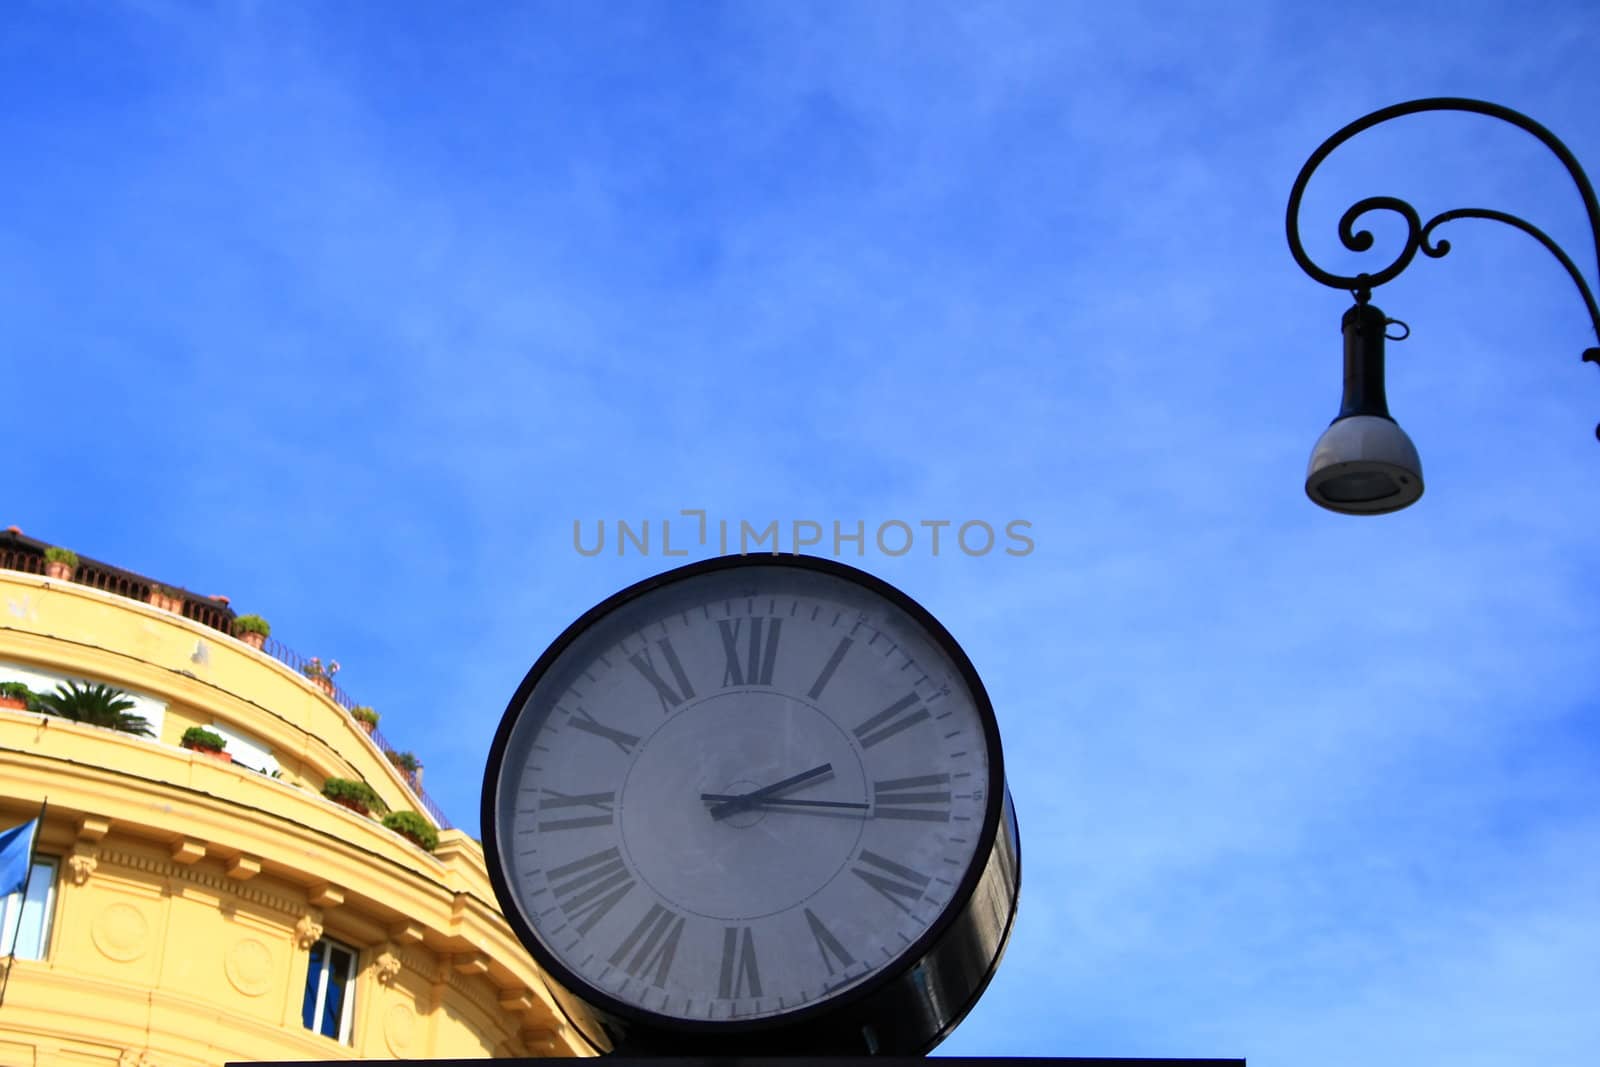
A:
[1285, 97, 1600, 355]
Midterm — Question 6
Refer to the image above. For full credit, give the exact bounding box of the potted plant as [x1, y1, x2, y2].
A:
[180, 726, 232, 763]
[351, 705, 379, 736]
[34, 681, 154, 737]
[381, 810, 439, 852]
[388, 749, 425, 789]
[43, 547, 78, 581]
[233, 614, 271, 650]
[0, 681, 34, 711]
[301, 657, 339, 696]
[321, 777, 384, 817]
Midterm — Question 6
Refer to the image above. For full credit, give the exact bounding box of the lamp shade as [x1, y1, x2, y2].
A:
[1305, 414, 1424, 514]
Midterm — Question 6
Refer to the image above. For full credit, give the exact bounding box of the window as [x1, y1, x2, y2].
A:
[301, 936, 358, 1042]
[0, 856, 57, 960]
[205, 720, 279, 776]
[0, 662, 167, 738]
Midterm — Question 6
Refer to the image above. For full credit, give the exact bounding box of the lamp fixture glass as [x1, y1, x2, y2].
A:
[1305, 414, 1423, 514]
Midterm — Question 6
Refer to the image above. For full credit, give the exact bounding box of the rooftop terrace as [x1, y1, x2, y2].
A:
[0, 526, 452, 829]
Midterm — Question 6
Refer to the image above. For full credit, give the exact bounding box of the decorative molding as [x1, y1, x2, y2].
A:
[428, 952, 494, 1000]
[170, 838, 205, 865]
[76, 814, 111, 841]
[498, 987, 534, 1013]
[523, 1026, 567, 1056]
[118, 1050, 155, 1067]
[225, 937, 275, 997]
[374, 946, 403, 986]
[383, 1001, 418, 1056]
[293, 912, 323, 950]
[452, 952, 489, 978]
[226, 855, 261, 881]
[94, 846, 180, 881]
[389, 920, 424, 945]
[307, 882, 344, 908]
[96, 846, 299, 915]
[91, 901, 151, 962]
[396, 942, 434, 978]
[67, 852, 98, 886]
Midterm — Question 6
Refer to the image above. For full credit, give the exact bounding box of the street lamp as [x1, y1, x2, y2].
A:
[1286, 97, 1600, 515]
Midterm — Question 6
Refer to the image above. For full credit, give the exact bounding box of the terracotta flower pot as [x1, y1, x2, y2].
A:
[357, 720, 375, 736]
[239, 631, 266, 650]
[315, 677, 335, 696]
[45, 561, 74, 581]
[147, 590, 183, 612]
[184, 744, 232, 764]
[0, 695, 27, 711]
[331, 796, 369, 817]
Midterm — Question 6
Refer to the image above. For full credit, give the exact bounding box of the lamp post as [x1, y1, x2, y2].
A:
[1286, 97, 1600, 515]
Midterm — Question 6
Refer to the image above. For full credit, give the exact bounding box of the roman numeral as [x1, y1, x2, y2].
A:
[851, 849, 930, 914]
[852, 692, 930, 749]
[718, 925, 762, 999]
[629, 637, 695, 711]
[802, 908, 855, 975]
[568, 707, 639, 755]
[538, 789, 615, 831]
[718, 618, 782, 687]
[609, 903, 686, 988]
[548, 847, 634, 934]
[873, 774, 951, 822]
[808, 636, 852, 700]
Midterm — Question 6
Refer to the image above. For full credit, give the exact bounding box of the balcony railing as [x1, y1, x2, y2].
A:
[1, 533, 453, 830]
[264, 636, 453, 829]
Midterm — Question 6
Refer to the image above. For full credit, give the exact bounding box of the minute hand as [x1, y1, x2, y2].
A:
[700, 794, 869, 812]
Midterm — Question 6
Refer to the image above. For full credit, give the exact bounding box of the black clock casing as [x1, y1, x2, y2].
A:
[481, 555, 1020, 1055]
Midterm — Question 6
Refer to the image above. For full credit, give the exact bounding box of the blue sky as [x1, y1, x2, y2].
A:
[5, 1, 1599, 1063]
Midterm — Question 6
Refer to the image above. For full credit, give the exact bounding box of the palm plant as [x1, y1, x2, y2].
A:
[35, 681, 154, 737]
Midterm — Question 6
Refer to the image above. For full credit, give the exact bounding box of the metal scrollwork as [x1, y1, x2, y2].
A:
[1286, 97, 1600, 341]
[1328, 195, 1425, 292]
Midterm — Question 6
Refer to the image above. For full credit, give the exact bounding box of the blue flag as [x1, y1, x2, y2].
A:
[0, 819, 39, 898]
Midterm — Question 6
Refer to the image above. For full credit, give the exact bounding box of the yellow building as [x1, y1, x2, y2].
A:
[0, 533, 588, 1065]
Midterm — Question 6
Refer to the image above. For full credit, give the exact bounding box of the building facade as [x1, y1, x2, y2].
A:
[0, 535, 588, 1065]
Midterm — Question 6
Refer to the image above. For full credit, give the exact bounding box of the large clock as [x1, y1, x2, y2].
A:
[481, 555, 1020, 1055]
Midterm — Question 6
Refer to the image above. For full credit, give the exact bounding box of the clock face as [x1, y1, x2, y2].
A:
[485, 557, 999, 1030]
